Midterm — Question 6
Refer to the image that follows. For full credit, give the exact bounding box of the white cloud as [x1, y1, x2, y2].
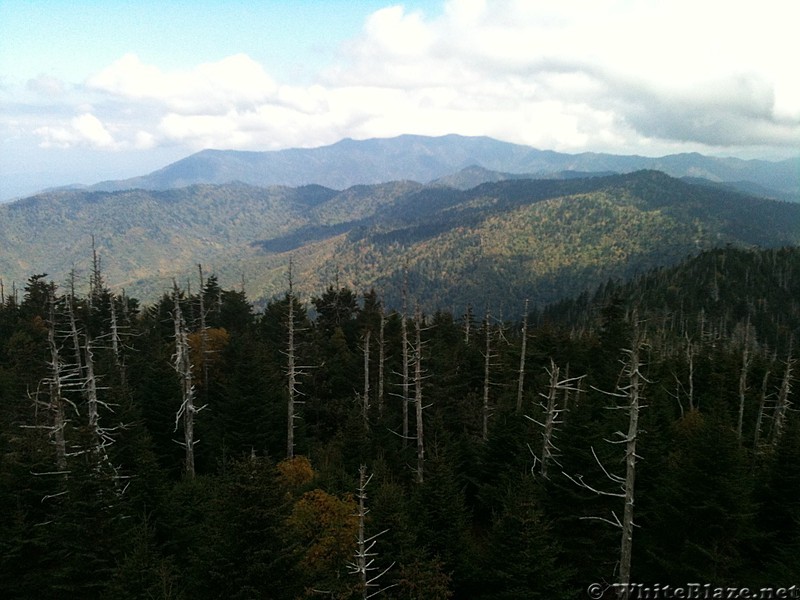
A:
[87, 53, 278, 115]
[18, 0, 800, 159]
[134, 130, 156, 150]
[26, 74, 66, 97]
[34, 112, 117, 149]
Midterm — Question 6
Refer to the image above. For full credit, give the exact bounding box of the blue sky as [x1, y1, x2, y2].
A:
[1, 1, 432, 84]
[1, 0, 798, 200]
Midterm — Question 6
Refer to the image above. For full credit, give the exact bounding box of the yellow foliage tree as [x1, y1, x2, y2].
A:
[287, 489, 358, 596]
[276, 455, 316, 491]
[188, 327, 229, 385]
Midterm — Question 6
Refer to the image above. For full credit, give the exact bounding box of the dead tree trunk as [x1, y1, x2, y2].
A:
[618, 341, 643, 596]
[539, 361, 560, 479]
[753, 367, 771, 454]
[527, 360, 583, 479]
[172, 283, 198, 478]
[84, 335, 99, 437]
[482, 307, 492, 441]
[737, 346, 750, 442]
[515, 299, 529, 413]
[463, 304, 473, 344]
[564, 327, 646, 599]
[770, 352, 794, 448]
[362, 329, 371, 431]
[349, 464, 395, 599]
[82, 333, 121, 487]
[414, 305, 425, 483]
[66, 295, 84, 380]
[686, 333, 695, 412]
[108, 297, 128, 387]
[47, 292, 68, 472]
[197, 264, 210, 396]
[377, 308, 386, 419]
[401, 305, 410, 449]
[286, 269, 298, 459]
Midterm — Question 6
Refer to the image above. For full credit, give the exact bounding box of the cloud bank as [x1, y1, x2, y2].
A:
[17, 0, 800, 158]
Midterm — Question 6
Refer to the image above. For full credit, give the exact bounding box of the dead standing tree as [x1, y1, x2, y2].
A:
[564, 327, 647, 599]
[737, 342, 751, 443]
[286, 271, 298, 459]
[197, 264, 211, 398]
[413, 305, 425, 482]
[377, 307, 386, 419]
[283, 260, 312, 459]
[769, 349, 795, 448]
[481, 307, 494, 442]
[401, 276, 411, 448]
[752, 362, 773, 456]
[527, 359, 584, 479]
[349, 464, 396, 599]
[361, 329, 371, 431]
[515, 299, 529, 414]
[45, 291, 73, 472]
[172, 282, 204, 478]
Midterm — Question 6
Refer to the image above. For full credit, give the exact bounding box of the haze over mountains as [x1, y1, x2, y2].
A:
[3, 133, 800, 314]
[50, 135, 800, 201]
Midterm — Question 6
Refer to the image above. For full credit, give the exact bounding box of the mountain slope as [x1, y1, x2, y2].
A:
[1, 171, 798, 312]
[316, 171, 800, 313]
[83, 134, 800, 197]
[543, 245, 800, 355]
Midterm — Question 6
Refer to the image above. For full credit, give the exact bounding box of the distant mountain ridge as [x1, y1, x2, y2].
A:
[3, 170, 799, 313]
[75, 134, 798, 199]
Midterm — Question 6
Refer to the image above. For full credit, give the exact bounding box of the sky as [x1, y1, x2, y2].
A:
[1, 0, 799, 200]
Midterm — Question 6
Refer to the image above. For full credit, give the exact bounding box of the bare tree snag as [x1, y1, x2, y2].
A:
[515, 299, 529, 414]
[482, 308, 491, 441]
[286, 264, 298, 459]
[564, 326, 647, 600]
[377, 308, 386, 419]
[197, 264, 210, 396]
[401, 292, 410, 449]
[527, 360, 583, 479]
[737, 345, 750, 442]
[89, 235, 104, 310]
[84, 335, 99, 437]
[82, 333, 121, 486]
[65, 293, 84, 379]
[283, 260, 311, 459]
[362, 329, 371, 431]
[414, 305, 425, 483]
[618, 340, 643, 596]
[172, 282, 201, 478]
[753, 367, 771, 454]
[47, 291, 68, 472]
[349, 465, 396, 599]
[107, 297, 130, 388]
[686, 333, 696, 412]
[770, 351, 794, 448]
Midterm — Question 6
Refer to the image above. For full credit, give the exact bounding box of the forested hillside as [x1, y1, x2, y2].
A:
[1, 246, 798, 598]
[2, 171, 800, 315]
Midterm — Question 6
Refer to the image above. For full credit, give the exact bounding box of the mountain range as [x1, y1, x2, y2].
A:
[59, 134, 799, 201]
[3, 156, 800, 314]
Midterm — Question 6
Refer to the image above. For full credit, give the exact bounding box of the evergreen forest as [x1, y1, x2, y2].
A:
[1, 245, 799, 599]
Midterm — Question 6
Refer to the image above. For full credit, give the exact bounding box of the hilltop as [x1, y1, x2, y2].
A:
[51, 134, 798, 200]
[2, 170, 799, 313]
